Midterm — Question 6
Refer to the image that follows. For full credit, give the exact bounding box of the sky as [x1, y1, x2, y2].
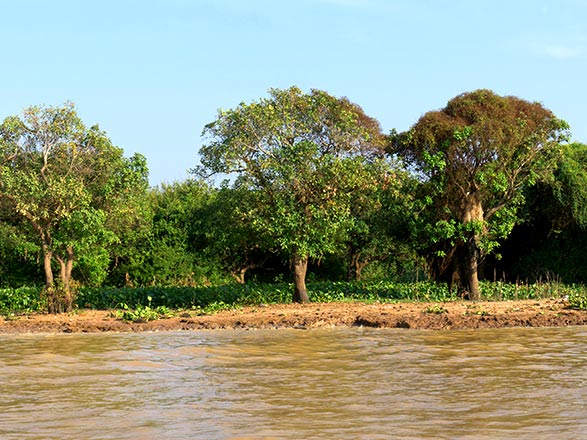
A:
[2, 0, 586, 186]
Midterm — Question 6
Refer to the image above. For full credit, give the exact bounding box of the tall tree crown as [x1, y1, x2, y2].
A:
[398, 89, 569, 215]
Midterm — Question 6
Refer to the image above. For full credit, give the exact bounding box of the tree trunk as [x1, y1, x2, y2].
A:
[42, 245, 54, 290]
[462, 235, 481, 300]
[348, 250, 368, 282]
[231, 268, 247, 284]
[461, 192, 483, 300]
[41, 242, 60, 314]
[355, 261, 368, 282]
[49, 246, 75, 313]
[293, 253, 309, 303]
[59, 246, 75, 312]
[348, 254, 368, 281]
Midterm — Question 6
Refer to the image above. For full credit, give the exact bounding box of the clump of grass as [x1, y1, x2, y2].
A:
[194, 301, 240, 315]
[566, 286, 587, 310]
[114, 296, 174, 323]
[464, 305, 490, 316]
[424, 304, 447, 314]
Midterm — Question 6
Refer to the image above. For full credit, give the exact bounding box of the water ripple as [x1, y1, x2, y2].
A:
[1, 327, 586, 439]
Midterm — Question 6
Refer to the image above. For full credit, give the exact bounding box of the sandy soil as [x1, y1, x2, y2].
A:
[1, 298, 586, 333]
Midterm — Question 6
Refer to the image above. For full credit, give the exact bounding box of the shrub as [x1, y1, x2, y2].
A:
[0, 287, 45, 316]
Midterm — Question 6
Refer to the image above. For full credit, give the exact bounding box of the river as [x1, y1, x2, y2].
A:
[1, 326, 586, 439]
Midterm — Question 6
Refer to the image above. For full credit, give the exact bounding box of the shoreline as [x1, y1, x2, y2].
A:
[1, 298, 587, 334]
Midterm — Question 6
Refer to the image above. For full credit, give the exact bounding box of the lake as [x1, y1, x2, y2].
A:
[1, 326, 587, 439]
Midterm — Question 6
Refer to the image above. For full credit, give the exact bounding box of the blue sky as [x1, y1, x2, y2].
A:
[2, 0, 586, 185]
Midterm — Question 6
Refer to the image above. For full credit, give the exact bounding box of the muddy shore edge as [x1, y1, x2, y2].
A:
[1, 298, 587, 334]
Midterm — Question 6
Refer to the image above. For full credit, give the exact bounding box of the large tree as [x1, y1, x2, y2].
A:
[0, 103, 147, 312]
[197, 86, 387, 302]
[393, 89, 569, 299]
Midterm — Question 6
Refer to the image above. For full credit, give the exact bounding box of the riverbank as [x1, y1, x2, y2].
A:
[1, 298, 586, 333]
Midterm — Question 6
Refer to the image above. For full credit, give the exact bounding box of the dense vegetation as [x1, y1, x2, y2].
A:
[2, 281, 586, 318]
[1, 88, 587, 313]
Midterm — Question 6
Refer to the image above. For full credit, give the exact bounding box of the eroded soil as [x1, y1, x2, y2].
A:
[1, 298, 586, 333]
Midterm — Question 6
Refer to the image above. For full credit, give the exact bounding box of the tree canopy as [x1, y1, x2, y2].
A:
[2, 88, 586, 312]
[198, 86, 389, 301]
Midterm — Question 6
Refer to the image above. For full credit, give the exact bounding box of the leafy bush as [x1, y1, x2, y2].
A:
[566, 285, 587, 310]
[0, 287, 45, 316]
[114, 296, 174, 322]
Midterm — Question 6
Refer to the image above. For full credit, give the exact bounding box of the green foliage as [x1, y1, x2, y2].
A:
[0, 287, 45, 316]
[0, 103, 148, 312]
[146, 180, 233, 286]
[74, 280, 576, 312]
[343, 163, 419, 281]
[550, 142, 587, 228]
[197, 301, 238, 315]
[0, 222, 43, 286]
[198, 87, 389, 302]
[0, 281, 583, 317]
[106, 179, 234, 287]
[190, 184, 272, 284]
[114, 296, 173, 323]
[101, 154, 152, 285]
[1, 91, 586, 312]
[393, 89, 570, 296]
[567, 287, 587, 310]
[425, 304, 447, 314]
[492, 143, 587, 284]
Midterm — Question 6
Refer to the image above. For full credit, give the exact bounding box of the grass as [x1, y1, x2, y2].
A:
[2, 280, 587, 319]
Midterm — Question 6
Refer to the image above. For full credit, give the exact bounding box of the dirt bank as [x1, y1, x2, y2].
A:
[1, 298, 586, 333]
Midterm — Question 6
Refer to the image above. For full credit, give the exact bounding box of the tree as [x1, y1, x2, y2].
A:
[109, 179, 241, 287]
[147, 180, 230, 286]
[98, 152, 151, 287]
[493, 142, 587, 283]
[197, 86, 387, 302]
[345, 165, 417, 281]
[0, 211, 43, 287]
[191, 184, 273, 284]
[0, 103, 146, 312]
[549, 142, 587, 229]
[393, 89, 569, 299]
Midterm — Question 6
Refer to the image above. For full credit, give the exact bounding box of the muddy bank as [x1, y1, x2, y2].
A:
[1, 298, 587, 333]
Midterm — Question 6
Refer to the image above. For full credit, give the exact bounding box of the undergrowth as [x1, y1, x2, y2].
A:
[2, 280, 587, 318]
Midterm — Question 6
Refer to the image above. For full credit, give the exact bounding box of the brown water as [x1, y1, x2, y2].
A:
[1, 327, 587, 439]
